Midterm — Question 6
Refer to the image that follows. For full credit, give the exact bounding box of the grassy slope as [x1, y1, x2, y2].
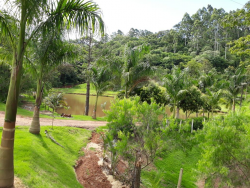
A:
[0, 126, 91, 188]
[52, 83, 118, 96]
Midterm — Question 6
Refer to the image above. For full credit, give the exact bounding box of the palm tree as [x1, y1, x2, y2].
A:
[201, 89, 222, 118]
[29, 31, 77, 134]
[198, 68, 217, 93]
[0, 0, 104, 186]
[90, 66, 111, 119]
[44, 93, 67, 129]
[122, 44, 153, 98]
[164, 67, 186, 118]
[222, 67, 246, 112]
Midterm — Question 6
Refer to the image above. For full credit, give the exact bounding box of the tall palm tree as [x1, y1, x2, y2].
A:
[222, 67, 246, 112]
[201, 89, 222, 118]
[164, 66, 186, 118]
[0, 0, 104, 186]
[28, 31, 77, 134]
[122, 44, 153, 98]
[90, 66, 111, 119]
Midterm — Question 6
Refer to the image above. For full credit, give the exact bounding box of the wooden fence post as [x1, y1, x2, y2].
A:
[177, 168, 183, 188]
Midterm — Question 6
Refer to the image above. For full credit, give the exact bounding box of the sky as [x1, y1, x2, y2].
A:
[93, 0, 247, 35]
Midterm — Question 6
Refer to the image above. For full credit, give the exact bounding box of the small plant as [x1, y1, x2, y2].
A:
[43, 92, 68, 129]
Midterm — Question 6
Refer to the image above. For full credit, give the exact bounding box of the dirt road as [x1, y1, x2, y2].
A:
[0, 111, 107, 130]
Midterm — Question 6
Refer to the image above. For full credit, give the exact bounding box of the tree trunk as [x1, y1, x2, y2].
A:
[0, 3, 26, 186]
[232, 98, 235, 112]
[172, 102, 176, 118]
[84, 28, 92, 116]
[245, 87, 247, 99]
[132, 151, 142, 188]
[29, 69, 43, 134]
[176, 106, 180, 119]
[186, 111, 187, 119]
[92, 93, 99, 119]
[240, 86, 244, 110]
[85, 81, 90, 115]
[125, 85, 128, 98]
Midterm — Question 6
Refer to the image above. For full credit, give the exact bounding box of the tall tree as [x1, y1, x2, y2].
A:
[90, 65, 111, 119]
[29, 32, 77, 134]
[164, 67, 186, 118]
[122, 44, 152, 98]
[0, 0, 104, 187]
[81, 28, 95, 116]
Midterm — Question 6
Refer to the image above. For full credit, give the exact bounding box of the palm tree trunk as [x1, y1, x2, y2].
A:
[172, 102, 176, 118]
[85, 81, 90, 115]
[29, 67, 43, 134]
[85, 30, 92, 116]
[176, 106, 180, 119]
[240, 86, 244, 110]
[0, 4, 26, 186]
[232, 99, 235, 112]
[92, 93, 99, 119]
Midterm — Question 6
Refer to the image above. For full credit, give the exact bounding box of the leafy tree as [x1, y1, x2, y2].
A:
[104, 97, 165, 188]
[197, 113, 250, 187]
[132, 81, 168, 106]
[178, 86, 203, 119]
[0, 0, 104, 186]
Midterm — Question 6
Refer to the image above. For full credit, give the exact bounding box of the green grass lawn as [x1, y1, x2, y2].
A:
[52, 83, 118, 96]
[0, 126, 91, 188]
[0, 102, 106, 121]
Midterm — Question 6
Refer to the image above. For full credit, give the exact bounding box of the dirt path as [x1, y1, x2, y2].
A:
[0, 111, 107, 130]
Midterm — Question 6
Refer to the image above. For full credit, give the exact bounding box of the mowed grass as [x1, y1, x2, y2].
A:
[0, 126, 91, 188]
[0, 102, 106, 121]
[141, 145, 201, 188]
[52, 83, 118, 96]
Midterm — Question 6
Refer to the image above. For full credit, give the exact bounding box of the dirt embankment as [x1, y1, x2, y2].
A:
[75, 132, 128, 188]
